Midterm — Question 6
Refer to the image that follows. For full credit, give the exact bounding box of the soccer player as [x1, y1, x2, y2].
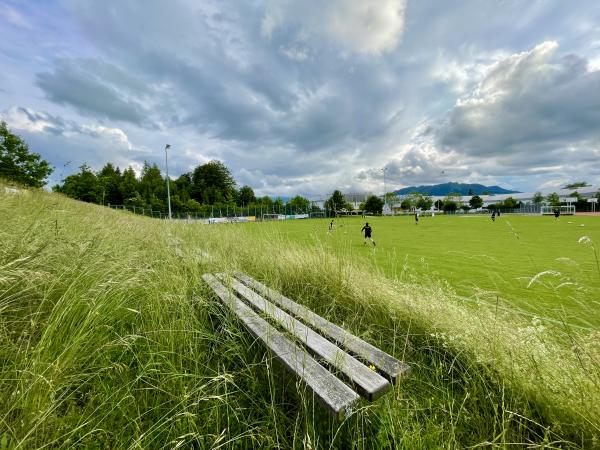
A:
[361, 222, 376, 246]
[491, 210, 496, 222]
[328, 219, 334, 232]
[414, 211, 419, 225]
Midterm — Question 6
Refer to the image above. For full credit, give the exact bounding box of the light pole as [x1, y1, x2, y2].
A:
[381, 167, 388, 213]
[164, 144, 172, 220]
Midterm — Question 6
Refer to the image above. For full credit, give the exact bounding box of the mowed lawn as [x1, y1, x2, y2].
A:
[246, 214, 600, 328]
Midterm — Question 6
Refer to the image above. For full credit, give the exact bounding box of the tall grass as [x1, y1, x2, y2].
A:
[1, 184, 598, 448]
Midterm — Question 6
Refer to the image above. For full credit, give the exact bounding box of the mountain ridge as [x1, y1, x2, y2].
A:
[394, 182, 520, 196]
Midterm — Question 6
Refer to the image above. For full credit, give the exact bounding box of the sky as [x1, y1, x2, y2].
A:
[1, 0, 600, 197]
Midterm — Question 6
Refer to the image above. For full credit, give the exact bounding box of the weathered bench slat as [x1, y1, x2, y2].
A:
[217, 274, 390, 401]
[202, 274, 359, 419]
[233, 272, 410, 383]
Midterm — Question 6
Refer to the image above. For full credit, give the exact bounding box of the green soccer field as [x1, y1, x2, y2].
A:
[247, 214, 600, 328]
[2, 189, 599, 447]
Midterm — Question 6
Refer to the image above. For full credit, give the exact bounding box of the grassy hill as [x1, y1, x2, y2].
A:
[1, 184, 599, 448]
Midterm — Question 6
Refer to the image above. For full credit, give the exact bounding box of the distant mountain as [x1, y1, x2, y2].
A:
[394, 182, 520, 196]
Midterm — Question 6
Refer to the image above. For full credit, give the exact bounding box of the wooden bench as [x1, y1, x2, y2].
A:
[202, 272, 409, 419]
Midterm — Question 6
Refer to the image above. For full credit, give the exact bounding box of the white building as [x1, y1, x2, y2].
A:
[455, 185, 597, 206]
[310, 185, 599, 211]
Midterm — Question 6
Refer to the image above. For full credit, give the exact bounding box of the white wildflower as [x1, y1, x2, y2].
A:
[527, 270, 561, 288]
[578, 236, 592, 245]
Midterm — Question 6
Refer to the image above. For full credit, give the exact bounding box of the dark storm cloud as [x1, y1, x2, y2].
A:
[59, 0, 412, 149]
[36, 59, 152, 126]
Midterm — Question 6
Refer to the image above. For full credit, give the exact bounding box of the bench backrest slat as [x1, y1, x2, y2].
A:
[217, 274, 390, 401]
[202, 274, 359, 419]
[233, 272, 410, 383]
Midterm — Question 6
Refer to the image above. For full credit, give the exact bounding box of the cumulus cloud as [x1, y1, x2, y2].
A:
[358, 137, 470, 188]
[418, 41, 600, 189]
[261, 0, 407, 55]
[2, 106, 133, 148]
[439, 41, 600, 158]
[0, 106, 142, 183]
[51, 1, 412, 165]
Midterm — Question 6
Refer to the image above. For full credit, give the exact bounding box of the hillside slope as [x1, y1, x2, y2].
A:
[395, 182, 519, 196]
[0, 184, 598, 448]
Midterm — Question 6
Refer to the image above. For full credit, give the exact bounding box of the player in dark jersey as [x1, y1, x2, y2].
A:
[361, 222, 376, 246]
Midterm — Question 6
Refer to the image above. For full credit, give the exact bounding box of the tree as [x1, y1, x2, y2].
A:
[191, 160, 236, 204]
[289, 195, 310, 212]
[120, 167, 140, 204]
[173, 173, 192, 203]
[324, 190, 346, 213]
[139, 162, 166, 210]
[273, 197, 284, 213]
[364, 195, 384, 214]
[469, 195, 483, 209]
[547, 192, 560, 206]
[434, 199, 444, 210]
[416, 195, 433, 210]
[58, 164, 102, 203]
[0, 121, 53, 187]
[443, 201, 457, 212]
[258, 196, 274, 207]
[185, 199, 202, 213]
[98, 162, 122, 205]
[238, 185, 256, 206]
[532, 191, 544, 205]
[503, 197, 518, 209]
[445, 192, 462, 209]
[400, 199, 412, 210]
[406, 192, 421, 209]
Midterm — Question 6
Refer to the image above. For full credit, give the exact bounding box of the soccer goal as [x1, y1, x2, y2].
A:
[309, 211, 326, 219]
[261, 213, 285, 221]
[541, 205, 576, 215]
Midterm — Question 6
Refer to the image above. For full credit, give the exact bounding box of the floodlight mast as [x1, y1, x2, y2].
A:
[381, 167, 388, 212]
[165, 144, 172, 220]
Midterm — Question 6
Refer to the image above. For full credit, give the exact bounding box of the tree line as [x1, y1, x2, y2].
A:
[53, 160, 315, 215]
[1, 121, 314, 215]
